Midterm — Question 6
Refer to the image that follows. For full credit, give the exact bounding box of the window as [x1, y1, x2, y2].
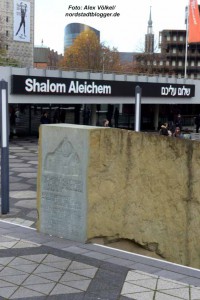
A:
[178, 61, 183, 66]
[167, 35, 170, 41]
[191, 61, 195, 66]
[172, 60, 176, 66]
[166, 61, 170, 66]
[179, 36, 183, 41]
[6, 16, 8, 22]
[197, 61, 200, 66]
[173, 35, 177, 41]
[159, 61, 163, 66]
[6, 45, 8, 50]
[172, 48, 177, 53]
[6, 31, 8, 37]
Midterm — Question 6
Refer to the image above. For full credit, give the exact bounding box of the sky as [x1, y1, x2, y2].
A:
[34, 0, 189, 55]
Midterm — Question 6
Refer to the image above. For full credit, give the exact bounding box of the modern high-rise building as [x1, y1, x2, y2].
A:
[64, 23, 100, 52]
[0, 0, 34, 67]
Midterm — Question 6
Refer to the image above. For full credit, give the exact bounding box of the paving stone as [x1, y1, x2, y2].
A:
[121, 282, 150, 294]
[123, 291, 155, 300]
[0, 255, 16, 266]
[10, 191, 37, 199]
[190, 286, 200, 299]
[50, 283, 82, 295]
[18, 173, 37, 178]
[10, 183, 32, 190]
[68, 261, 97, 271]
[10, 286, 44, 298]
[9, 257, 37, 266]
[33, 263, 63, 274]
[157, 277, 189, 290]
[0, 266, 27, 277]
[129, 278, 158, 290]
[13, 240, 40, 248]
[71, 268, 98, 278]
[0, 286, 19, 298]
[37, 271, 64, 282]
[44, 260, 71, 271]
[24, 282, 56, 295]
[14, 200, 36, 209]
[155, 291, 187, 299]
[20, 254, 47, 263]
[22, 274, 55, 285]
[0, 274, 29, 285]
[60, 272, 89, 282]
[43, 254, 71, 263]
[159, 287, 189, 299]
[63, 279, 91, 291]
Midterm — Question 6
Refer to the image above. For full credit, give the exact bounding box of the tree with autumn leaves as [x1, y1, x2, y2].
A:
[59, 29, 121, 73]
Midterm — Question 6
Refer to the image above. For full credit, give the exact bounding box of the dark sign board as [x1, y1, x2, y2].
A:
[11, 75, 195, 98]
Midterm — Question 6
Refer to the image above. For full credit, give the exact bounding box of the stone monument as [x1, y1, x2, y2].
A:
[37, 124, 200, 268]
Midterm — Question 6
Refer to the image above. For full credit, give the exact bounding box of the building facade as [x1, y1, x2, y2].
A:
[64, 23, 100, 52]
[159, 29, 200, 79]
[0, 0, 34, 67]
[133, 5, 200, 79]
[34, 47, 63, 69]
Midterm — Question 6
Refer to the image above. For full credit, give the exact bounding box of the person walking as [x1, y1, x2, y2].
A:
[40, 111, 50, 124]
[114, 107, 119, 128]
[195, 113, 200, 133]
[175, 114, 183, 131]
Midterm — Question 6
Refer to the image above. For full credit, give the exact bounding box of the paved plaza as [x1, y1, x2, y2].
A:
[0, 137, 199, 299]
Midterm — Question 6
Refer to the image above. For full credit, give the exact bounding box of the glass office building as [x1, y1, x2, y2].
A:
[64, 23, 100, 52]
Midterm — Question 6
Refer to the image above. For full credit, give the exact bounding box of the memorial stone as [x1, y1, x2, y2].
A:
[37, 124, 93, 242]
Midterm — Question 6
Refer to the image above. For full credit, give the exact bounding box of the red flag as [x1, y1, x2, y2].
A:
[188, 0, 200, 43]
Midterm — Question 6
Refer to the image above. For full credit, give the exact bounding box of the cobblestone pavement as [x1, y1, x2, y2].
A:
[0, 137, 199, 299]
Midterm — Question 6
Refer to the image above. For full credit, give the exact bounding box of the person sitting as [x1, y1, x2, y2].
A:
[173, 127, 183, 138]
[103, 119, 109, 127]
[182, 128, 191, 139]
[159, 123, 170, 136]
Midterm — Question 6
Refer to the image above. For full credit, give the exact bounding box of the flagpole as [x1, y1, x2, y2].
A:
[184, 1, 189, 79]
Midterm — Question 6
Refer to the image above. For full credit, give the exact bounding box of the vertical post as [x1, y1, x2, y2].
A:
[184, 3, 189, 79]
[134, 85, 142, 132]
[0, 80, 9, 214]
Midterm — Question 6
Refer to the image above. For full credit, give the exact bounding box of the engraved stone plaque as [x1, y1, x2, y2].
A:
[37, 125, 89, 242]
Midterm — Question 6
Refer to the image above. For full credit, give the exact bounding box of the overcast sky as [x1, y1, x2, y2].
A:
[34, 0, 189, 54]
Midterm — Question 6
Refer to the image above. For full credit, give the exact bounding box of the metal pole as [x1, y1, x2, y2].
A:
[0, 80, 9, 214]
[134, 85, 142, 132]
[184, 2, 189, 79]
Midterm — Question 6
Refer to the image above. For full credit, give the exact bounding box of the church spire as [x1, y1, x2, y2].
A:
[148, 6, 153, 34]
[145, 6, 154, 53]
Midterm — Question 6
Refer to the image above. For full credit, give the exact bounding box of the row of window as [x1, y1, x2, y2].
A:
[166, 35, 185, 42]
[160, 34, 185, 43]
[166, 48, 200, 54]
[142, 60, 200, 67]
